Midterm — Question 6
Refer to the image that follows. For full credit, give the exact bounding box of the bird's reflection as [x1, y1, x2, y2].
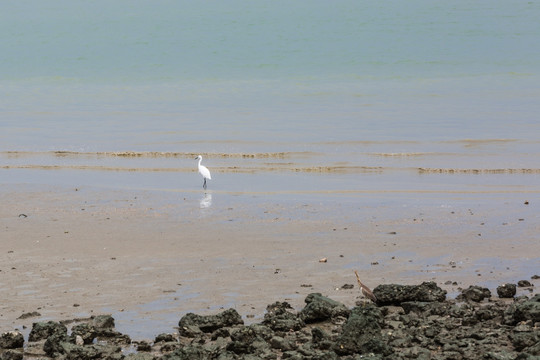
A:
[200, 193, 212, 209]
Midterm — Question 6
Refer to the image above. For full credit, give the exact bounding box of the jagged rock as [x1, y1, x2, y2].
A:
[211, 328, 231, 340]
[311, 327, 333, 350]
[92, 314, 115, 329]
[401, 301, 452, 316]
[269, 335, 297, 351]
[136, 341, 152, 352]
[0, 349, 23, 360]
[178, 308, 243, 336]
[263, 301, 304, 331]
[497, 283, 517, 298]
[0, 331, 24, 349]
[43, 331, 69, 357]
[374, 282, 447, 305]
[227, 324, 273, 355]
[3, 285, 539, 359]
[160, 346, 213, 360]
[505, 294, 540, 325]
[159, 341, 183, 353]
[299, 293, 350, 323]
[155, 333, 177, 343]
[70, 322, 97, 344]
[59, 342, 123, 360]
[28, 321, 67, 342]
[510, 331, 540, 352]
[334, 304, 390, 356]
[457, 285, 492, 302]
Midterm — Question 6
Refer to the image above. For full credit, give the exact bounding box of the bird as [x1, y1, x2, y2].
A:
[195, 155, 211, 190]
[354, 270, 377, 303]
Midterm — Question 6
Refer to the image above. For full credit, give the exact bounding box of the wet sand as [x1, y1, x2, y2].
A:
[1, 184, 539, 340]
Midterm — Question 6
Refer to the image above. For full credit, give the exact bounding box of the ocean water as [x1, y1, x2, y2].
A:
[1, 0, 540, 195]
[2, 2, 540, 339]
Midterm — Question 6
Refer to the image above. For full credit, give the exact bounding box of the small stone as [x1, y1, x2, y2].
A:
[75, 335, 84, 346]
[497, 283, 516, 298]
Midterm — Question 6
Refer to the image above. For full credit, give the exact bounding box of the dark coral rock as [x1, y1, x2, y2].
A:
[0, 349, 23, 360]
[457, 285, 492, 302]
[95, 328, 131, 344]
[374, 282, 447, 305]
[506, 294, 540, 325]
[311, 327, 333, 350]
[299, 293, 350, 323]
[334, 304, 390, 356]
[28, 321, 67, 342]
[136, 341, 152, 352]
[70, 322, 97, 345]
[160, 346, 211, 360]
[510, 331, 540, 352]
[178, 308, 243, 336]
[43, 332, 69, 357]
[269, 335, 297, 351]
[59, 342, 122, 360]
[475, 305, 503, 321]
[88, 315, 130, 343]
[227, 324, 273, 355]
[401, 301, 452, 316]
[497, 283, 517, 298]
[92, 314, 115, 329]
[263, 301, 304, 331]
[155, 333, 177, 343]
[0, 331, 24, 349]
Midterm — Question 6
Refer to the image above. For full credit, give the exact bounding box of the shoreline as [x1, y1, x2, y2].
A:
[1, 184, 539, 340]
[2, 283, 539, 359]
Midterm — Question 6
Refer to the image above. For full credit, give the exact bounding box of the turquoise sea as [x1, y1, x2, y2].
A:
[1, 0, 540, 195]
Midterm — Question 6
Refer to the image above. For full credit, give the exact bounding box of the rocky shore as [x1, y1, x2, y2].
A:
[1, 281, 539, 360]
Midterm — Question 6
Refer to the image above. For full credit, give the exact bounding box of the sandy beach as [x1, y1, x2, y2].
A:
[1, 183, 538, 340]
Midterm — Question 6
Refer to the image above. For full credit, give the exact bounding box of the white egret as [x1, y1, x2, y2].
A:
[195, 155, 211, 190]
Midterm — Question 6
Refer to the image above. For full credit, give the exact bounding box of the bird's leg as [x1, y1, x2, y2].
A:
[203, 178, 207, 190]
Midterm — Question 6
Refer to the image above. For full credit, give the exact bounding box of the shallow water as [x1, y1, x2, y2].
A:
[1, 1, 540, 340]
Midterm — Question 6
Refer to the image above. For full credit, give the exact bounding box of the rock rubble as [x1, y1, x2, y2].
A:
[1, 282, 538, 359]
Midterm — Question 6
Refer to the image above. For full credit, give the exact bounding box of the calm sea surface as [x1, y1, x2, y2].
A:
[1, 1, 540, 195]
